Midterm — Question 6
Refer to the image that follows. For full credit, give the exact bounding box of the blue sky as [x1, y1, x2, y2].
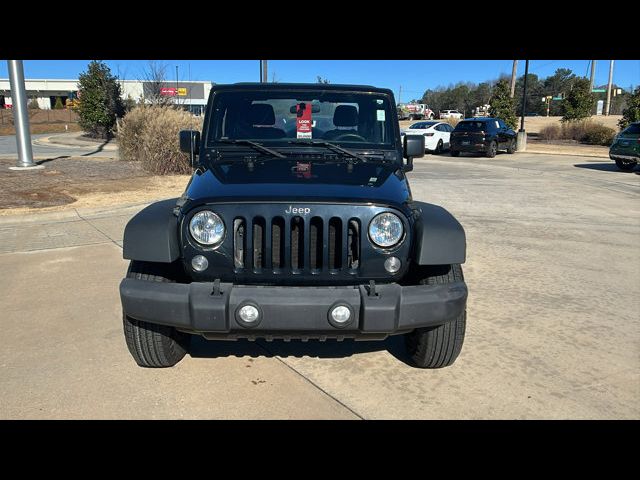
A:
[1, 60, 638, 100]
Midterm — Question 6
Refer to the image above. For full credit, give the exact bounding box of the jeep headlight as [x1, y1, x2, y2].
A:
[368, 212, 404, 248]
[189, 210, 225, 246]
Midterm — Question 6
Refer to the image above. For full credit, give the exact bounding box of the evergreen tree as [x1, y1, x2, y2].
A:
[618, 86, 640, 130]
[53, 97, 64, 109]
[560, 77, 595, 122]
[76, 60, 124, 138]
[488, 79, 517, 128]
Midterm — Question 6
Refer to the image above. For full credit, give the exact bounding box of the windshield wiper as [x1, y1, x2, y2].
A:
[287, 140, 370, 163]
[216, 139, 286, 158]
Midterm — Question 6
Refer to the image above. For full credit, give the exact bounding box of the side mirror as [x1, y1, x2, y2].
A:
[403, 134, 425, 171]
[179, 130, 201, 167]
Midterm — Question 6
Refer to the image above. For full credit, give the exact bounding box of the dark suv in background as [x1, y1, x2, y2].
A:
[450, 117, 516, 158]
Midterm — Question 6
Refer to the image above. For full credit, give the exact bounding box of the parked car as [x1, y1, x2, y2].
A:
[119, 82, 468, 369]
[401, 121, 454, 154]
[449, 117, 517, 158]
[609, 122, 639, 171]
[439, 110, 463, 120]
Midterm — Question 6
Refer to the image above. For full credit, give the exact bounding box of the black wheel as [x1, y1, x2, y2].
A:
[615, 158, 637, 171]
[486, 140, 497, 158]
[123, 260, 189, 368]
[507, 138, 516, 154]
[405, 265, 466, 368]
[450, 150, 460, 157]
[434, 139, 443, 155]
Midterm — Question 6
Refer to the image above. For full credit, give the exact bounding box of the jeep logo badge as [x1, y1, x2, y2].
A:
[285, 205, 311, 215]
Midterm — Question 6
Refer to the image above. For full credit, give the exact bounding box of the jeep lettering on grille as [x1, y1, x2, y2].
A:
[285, 206, 311, 215]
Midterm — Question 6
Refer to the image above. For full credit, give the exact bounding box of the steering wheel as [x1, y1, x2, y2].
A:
[333, 133, 366, 142]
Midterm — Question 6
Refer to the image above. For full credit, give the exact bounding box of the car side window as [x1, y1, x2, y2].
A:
[446, 124, 454, 132]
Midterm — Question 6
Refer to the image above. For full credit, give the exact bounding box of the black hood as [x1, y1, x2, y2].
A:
[182, 159, 411, 210]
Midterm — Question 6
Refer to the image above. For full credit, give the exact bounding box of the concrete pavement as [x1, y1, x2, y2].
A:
[0, 132, 118, 160]
[0, 152, 638, 419]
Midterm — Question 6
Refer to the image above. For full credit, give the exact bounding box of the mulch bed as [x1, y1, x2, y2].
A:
[0, 156, 151, 209]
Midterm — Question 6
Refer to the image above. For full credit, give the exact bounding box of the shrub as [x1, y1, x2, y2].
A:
[28, 98, 40, 109]
[118, 106, 152, 162]
[54, 97, 64, 109]
[618, 86, 640, 130]
[119, 105, 203, 174]
[537, 120, 615, 145]
[560, 77, 595, 122]
[580, 123, 616, 146]
[538, 124, 561, 140]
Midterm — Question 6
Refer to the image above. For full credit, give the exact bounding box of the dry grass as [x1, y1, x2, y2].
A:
[538, 120, 616, 145]
[0, 123, 82, 136]
[118, 106, 203, 174]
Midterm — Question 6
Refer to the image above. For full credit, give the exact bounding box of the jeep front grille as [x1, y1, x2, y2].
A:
[233, 215, 360, 274]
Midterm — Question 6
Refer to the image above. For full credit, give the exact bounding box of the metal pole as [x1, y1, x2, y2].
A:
[7, 60, 40, 170]
[589, 60, 596, 91]
[398, 85, 402, 104]
[262, 60, 268, 83]
[510, 60, 518, 98]
[176, 65, 179, 105]
[605, 60, 614, 116]
[259, 60, 263, 82]
[516, 60, 529, 152]
[520, 59, 529, 131]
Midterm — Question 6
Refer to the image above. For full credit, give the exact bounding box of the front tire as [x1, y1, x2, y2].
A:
[615, 158, 637, 171]
[123, 261, 189, 368]
[507, 138, 516, 154]
[405, 264, 466, 368]
[450, 150, 460, 157]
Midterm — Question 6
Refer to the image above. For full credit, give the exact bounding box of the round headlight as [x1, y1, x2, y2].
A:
[369, 212, 404, 248]
[189, 211, 225, 246]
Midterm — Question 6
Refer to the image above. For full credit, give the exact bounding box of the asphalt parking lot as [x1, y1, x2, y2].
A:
[0, 151, 638, 419]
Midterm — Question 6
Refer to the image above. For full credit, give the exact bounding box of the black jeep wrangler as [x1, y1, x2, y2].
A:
[120, 83, 468, 369]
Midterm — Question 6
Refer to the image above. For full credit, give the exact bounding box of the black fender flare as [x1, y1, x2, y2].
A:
[123, 198, 180, 263]
[411, 201, 466, 265]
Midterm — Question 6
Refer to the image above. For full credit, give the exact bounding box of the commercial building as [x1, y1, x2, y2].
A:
[0, 78, 213, 115]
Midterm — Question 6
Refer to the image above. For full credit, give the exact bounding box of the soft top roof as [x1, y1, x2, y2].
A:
[212, 82, 392, 95]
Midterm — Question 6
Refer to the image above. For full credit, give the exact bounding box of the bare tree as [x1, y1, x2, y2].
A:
[142, 61, 174, 106]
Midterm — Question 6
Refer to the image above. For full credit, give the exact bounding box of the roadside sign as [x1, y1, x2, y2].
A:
[592, 88, 606, 93]
[160, 87, 177, 96]
[596, 100, 604, 115]
[177, 88, 187, 96]
[552, 96, 563, 100]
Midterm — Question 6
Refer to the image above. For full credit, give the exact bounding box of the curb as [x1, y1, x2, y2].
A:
[523, 149, 609, 159]
[0, 201, 152, 225]
[34, 133, 118, 151]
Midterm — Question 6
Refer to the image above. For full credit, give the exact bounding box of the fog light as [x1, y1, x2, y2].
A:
[238, 305, 260, 324]
[191, 255, 208, 272]
[328, 304, 353, 328]
[384, 256, 401, 274]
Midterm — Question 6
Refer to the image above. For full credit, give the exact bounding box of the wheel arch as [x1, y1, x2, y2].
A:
[411, 201, 466, 265]
[123, 198, 181, 263]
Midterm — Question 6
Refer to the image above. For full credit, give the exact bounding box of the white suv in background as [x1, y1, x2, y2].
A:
[439, 110, 463, 120]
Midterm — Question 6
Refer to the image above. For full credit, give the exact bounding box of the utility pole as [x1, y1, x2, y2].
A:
[175, 65, 179, 105]
[510, 60, 518, 98]
[589, 60, 596, 91]
[7, 60, 41, 170]
[516, 59, 529, 152]
[605, 60, 614, 116]
[259, 60, 263, 82]
[262, 60, 268, 83]
[398, 85, 402, 104]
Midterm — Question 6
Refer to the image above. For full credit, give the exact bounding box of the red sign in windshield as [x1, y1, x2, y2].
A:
[296, 102, 313, 139]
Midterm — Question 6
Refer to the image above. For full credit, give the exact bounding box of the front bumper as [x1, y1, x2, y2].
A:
[120, 279, 468, 340]
[609, 152, 639, 161]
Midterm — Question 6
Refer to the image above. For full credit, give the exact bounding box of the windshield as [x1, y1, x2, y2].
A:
[206, 90, 395, 148]
[455, 121, 486, 131]
[408, 121, 437, 129]
[622, 123, 640, 135]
